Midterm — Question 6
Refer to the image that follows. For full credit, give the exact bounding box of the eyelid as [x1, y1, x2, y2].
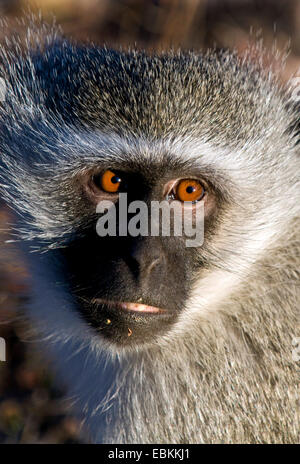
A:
[164, 179, 184, 197]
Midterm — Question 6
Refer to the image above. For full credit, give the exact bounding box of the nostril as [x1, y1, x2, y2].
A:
[148, 257, 161, 271]
[143, 256, 163, 283]
[147, 256, 163, 273]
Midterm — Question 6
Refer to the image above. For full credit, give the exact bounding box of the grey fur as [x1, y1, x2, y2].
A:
[0, 24, 299, 443]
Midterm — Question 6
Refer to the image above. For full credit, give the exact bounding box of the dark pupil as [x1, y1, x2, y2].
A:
[111, 175, 121, 184]
[186, 185, 195, 194]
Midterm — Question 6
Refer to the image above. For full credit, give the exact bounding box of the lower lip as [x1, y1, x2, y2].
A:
[92, 298, 167, 314]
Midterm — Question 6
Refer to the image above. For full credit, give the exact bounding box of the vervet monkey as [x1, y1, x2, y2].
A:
[0, 24, 299, 443]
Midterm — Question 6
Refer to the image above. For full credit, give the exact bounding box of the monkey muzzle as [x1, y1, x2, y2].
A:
[87, 298, 175, 346]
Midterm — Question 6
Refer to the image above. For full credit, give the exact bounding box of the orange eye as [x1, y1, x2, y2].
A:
[100, 170, 122, 193]
[175, 179, 205, 203]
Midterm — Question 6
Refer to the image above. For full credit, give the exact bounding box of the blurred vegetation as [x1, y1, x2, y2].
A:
[0, 0, 299, 443]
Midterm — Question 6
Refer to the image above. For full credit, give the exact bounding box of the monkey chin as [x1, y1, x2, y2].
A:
[82, 299, 177, 347]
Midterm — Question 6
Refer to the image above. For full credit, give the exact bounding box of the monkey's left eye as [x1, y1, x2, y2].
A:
[172, 179, 205, 203]
[98, 170, 123, 193]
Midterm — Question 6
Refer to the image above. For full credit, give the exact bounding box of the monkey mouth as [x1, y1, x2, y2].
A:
[91, 298, 167, 315]
[78, 297, 176, 346]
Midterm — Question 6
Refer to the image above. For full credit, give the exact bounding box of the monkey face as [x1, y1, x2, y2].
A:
[59, 163, 215, 348]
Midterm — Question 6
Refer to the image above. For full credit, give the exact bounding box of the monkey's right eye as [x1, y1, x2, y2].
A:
[96, 170, 123, 193]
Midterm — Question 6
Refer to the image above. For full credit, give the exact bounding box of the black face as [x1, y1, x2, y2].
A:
[60, 232, 196, 346]
[57, 164, 215, 347]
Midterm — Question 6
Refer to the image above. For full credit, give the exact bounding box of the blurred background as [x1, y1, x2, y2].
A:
[0, 0, 299, 443]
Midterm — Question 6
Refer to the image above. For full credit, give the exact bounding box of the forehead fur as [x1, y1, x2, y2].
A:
[0, 31, 295, 149]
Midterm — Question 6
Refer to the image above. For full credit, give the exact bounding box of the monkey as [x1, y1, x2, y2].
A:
[0, 23, 299, 444]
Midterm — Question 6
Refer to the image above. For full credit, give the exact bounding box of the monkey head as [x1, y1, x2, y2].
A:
[0, 38, 299, 351]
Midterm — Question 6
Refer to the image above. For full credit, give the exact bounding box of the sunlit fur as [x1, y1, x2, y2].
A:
[0, 23, 299, 443]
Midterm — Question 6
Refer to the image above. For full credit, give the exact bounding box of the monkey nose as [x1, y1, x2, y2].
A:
[124, 239, 166, 284]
